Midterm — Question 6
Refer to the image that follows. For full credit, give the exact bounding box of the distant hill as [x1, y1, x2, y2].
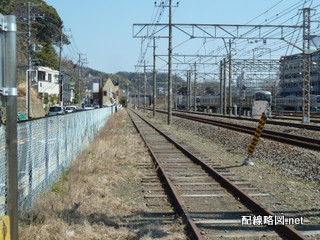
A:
[80, 69, 184, 96]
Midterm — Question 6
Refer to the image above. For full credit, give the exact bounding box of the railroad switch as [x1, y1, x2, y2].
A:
[0, 216, 10, 240]
[243, 112, 267, 166]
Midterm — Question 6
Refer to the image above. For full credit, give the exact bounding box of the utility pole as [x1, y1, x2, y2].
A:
[25, 2, 42, 119]
[78, 54, 81, 103]
[219, 60, 223, 114]
[174, 73, 177, 109]
[58, 27, 63, 105]
[167, 0, 173, 124]
[154, 0, 178, 123]
[228, 40, 232, 115]
[153, 37, 157, 117]
[26, 2, 32, 119]
[99, 78, 103, 108]
[77, 53, 87, 104]
[137, 79, 140, 109]
[144, 60, 147, 112]
[193, 62, 197, 111]
[186, 71, 190, 111]
[223, 58, 227, 115]
[58, 28, 71, 106]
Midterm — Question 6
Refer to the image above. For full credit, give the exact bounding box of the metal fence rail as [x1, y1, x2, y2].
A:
[0, 107, 114, 215]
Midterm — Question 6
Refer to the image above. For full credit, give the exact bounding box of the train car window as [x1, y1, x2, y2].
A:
[255, 92, 271, 102]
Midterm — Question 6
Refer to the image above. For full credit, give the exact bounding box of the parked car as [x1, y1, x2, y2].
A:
[83, 104, 94, 110]
[73, 108, 86, 112]
[48, 106, 64, 116]
[65, 105, 76, 113]
[93, 103, 100, 109]
[103, 103, 114, 107]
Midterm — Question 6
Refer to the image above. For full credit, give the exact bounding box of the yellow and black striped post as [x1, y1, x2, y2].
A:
[0, 216, 10, 240]
[243, 112, 267, 166]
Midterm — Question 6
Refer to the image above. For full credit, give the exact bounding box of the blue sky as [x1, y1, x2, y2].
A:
[45, 0, 318, 74]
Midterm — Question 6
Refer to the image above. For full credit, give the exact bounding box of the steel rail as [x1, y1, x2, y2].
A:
[273, 111, 320, 117]
[147, 107, 320, 151]
[172, 109, 320, 131]
[128, 109, 307, 240]
[128, 110, 204, 240]
[272, 116, 320, 123]
[172, 113, 320, 152]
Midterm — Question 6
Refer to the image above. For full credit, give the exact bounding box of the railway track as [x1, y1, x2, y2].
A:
[152, 109, 320, 152]
[272, 111, 320, 119]
[128, 109, 309, 240]
[172, 109, 320, 131]
[272, 115, 320, 124]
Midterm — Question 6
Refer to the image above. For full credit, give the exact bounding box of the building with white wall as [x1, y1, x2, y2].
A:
[28, 66, 60, 95]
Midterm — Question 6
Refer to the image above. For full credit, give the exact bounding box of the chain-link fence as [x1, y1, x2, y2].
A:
[0, 107, 114, 215]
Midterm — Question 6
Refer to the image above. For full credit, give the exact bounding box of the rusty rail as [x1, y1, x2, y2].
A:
[170, 112, 320, 152]
[128, 109, 307, 240]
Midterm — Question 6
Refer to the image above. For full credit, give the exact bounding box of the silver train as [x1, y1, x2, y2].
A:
[274, 95, 320, 112]
[176, 95, 200, 110]
[177, 91, 272, 113]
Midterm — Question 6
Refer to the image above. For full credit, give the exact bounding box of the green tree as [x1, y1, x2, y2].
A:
[48, 94, 58, 105]
[1, 0, 69, 70]
[119, 96, 127, 107]
[33, 3, 70, 46]
[33, 42, 58, 69]
[0, 0, 14, 14]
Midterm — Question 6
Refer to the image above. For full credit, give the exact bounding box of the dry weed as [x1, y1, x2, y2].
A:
[19, 110, 186, 240]
[18, 82, 38, 100]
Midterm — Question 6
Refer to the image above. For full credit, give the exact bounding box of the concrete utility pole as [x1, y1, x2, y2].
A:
[77, 53, 87, 103]
[144, 60, 147, 112]
[187, 70, 191, 111]
[223, 58, 227, 115]
[1, 14, 18, 240]
[219, 60, 223, 114]
[78, 54, 81, 102]
[193, 62, 197, 112]
[27, 2, 31, 119]
[137, 79, 140, 109]
[173, 73, 178, 109]
[58, 27, 63, 105]
[58, 28, 71, 105]
[153, 0, 178, 123]
[153, 37, 157, 117]
[167, 0, 173, 125]
[228, 40, 232, 115]
[26, 2, 42, 119]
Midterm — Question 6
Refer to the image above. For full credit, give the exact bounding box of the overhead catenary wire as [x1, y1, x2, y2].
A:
[197, 1, 318, 77]
[134, 0, 320, 85]
[135, 0, 168, 72]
